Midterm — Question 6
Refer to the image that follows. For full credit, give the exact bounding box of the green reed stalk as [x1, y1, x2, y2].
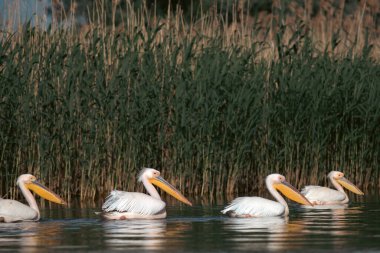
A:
[1, 2, 380, 201]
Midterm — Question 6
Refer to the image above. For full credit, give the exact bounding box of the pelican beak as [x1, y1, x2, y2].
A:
[275, 181, 313, 206]
[336, 177, 364, 195]
[149, 176, 192, 206]
[26, 181, 66, 205]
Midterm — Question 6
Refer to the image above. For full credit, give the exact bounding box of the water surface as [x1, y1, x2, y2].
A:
[1, 195, 380, 252]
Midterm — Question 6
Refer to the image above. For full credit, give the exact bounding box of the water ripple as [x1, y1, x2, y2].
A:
[0, 200, 380, 252]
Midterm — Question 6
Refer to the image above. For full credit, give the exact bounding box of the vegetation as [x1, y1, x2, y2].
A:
[0, 0, 379, 201]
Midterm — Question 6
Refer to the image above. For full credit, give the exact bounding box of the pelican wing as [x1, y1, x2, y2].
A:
[221, 197, 285, 217]
[0, 199, 38, 222]
[301, 186, 346, 202]
[102, 190, 166, 216]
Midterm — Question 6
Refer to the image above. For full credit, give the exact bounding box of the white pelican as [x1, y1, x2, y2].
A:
[101, 168, 192, 220]
[301, 171, 364, 205]
[221, 173, 313, 217]
[0, 174, 66, 223]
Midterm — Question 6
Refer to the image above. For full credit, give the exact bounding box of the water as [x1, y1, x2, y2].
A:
[1, 195, 380, 252]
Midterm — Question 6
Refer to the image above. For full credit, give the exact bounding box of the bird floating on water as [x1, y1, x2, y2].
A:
[301, 171, 364, 205]
[0, 174, 66, 223]
[221, 173, 313, 217]
[101, 168, 192, 220]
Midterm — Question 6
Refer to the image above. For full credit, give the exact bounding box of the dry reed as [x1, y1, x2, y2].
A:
[0, 0, 379, 202]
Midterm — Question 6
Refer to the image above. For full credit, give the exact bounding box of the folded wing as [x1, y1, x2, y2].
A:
[102, 190, 166, 216]
[221, 197, 285, 217]
[0, 199, 38, 222]
[301, 186, 346, 202]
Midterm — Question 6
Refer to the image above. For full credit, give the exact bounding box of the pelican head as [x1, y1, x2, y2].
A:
[268, 174, 313, 206]
[328, 171, 364, 195]
[139, 168, 192, 206]
[138, 168, 162, 180]
[17, 174, 66, 204]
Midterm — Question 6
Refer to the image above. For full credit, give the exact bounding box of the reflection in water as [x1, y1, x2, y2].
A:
[223, 216, 288, 232]
[0, 198, 380, 252]
[103, 220, 167, 251]
[102, 219, 195, 251]
[301, 204, 349, 210]
[223, 216, 289, 251]
[222, 205, 367, 252]
[0, 221, 64, 252]
[287, 205, 364, 250]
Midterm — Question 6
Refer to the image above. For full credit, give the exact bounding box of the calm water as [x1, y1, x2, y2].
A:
[1, 195, 380, 252]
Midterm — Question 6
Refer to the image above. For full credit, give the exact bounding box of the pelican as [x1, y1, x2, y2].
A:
[101, 168, 192, 220]
[301, 171, 364, 205]
[0, 174, 66, 223]
[221, 174, 313, 217]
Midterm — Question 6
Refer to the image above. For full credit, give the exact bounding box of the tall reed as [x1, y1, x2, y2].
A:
[0, 0, 379, 201]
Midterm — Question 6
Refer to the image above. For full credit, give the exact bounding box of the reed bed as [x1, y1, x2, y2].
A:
[0, 0, 380, 201]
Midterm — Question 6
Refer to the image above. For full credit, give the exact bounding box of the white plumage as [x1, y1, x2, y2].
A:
[102, 191, 166, 216]
[300, 171, 364, 205]
[221, 197, 285, 217]
[301, 186, 346, 204]
[0, 199, 38, 222]
[0, 174, 65, 223]
[221, 174, 312, 218]
[100, 168, 192, 220]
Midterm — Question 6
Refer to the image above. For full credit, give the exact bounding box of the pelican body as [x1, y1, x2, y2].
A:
[301, 171, 364, 205]
[101, 168, 192, 220]
[0, 174, 66, 223]
[221, 174, 313, 218]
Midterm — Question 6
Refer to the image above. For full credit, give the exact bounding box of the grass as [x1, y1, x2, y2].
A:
[0, 0, 379, 201]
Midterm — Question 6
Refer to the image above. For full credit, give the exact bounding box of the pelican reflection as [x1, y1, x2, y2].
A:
[0, 221, 64, 252]
[103, 219, 167, 251]
[222, 216, 289, 251]
[289, 205, 364, 249]
[223, 216, 288, 232]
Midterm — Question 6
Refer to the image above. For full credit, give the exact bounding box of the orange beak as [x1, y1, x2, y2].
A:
[149, 176, 192, 206]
